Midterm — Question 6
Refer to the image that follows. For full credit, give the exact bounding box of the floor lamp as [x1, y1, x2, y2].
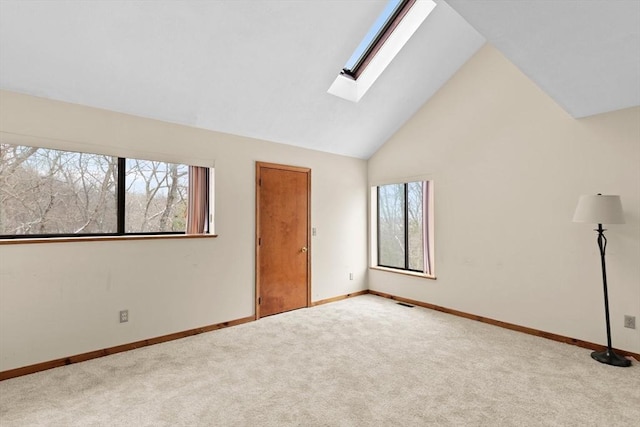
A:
[573, 194, 631, 367]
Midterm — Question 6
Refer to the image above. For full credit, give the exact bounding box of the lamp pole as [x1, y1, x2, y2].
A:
[590, 224, 630, 367]
[596, 224, 612, 350]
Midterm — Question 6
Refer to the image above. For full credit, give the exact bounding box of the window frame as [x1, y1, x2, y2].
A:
[0, 145, 212, 240]
[372, 180, 434, 278]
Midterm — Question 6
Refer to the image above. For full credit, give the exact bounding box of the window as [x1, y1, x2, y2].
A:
[124, 158, 189, 233]
[373, 180, 434, 276]
[0, 144, 211, 238]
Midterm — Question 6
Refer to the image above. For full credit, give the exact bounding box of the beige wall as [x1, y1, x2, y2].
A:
[368, 45, 640, 353]
[2, 41, 639, 372]
[0, 91, 368, 371]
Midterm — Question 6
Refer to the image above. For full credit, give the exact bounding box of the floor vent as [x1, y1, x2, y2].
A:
[396, 302, 414, 308]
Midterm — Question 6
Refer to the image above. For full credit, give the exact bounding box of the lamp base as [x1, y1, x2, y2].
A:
[591, 349, 631, 367]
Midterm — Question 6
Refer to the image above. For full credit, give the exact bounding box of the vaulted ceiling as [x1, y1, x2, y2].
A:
[1, 1, 638, 159]
[447, 0, 640, 119]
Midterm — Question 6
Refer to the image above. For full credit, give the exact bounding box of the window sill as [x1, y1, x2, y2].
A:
[0, 234, 218, 246]
[369, 266, 436, 280]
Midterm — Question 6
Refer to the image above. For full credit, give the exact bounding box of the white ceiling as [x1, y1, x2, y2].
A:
[0, 1, 638, 159]
[0, 0, 483, 159]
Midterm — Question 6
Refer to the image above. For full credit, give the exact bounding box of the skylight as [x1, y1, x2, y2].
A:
[328, 0, 436, 102]
[342, 0, 408, 79]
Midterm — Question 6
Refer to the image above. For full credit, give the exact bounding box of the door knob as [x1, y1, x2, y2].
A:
[301, 246, 308, 253]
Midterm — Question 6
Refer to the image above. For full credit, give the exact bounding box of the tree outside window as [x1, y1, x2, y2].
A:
[0, 144, 202, 237]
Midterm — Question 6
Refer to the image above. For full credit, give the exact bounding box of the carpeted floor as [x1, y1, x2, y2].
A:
[0, 294, 638, 426]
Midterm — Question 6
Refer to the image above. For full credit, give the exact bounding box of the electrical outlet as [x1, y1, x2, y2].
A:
[349, 272, 354, 280]
[120, 310, 129, 323]
[624, 315, 635, 329]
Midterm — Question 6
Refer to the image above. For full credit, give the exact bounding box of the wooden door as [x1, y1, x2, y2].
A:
[256, 162, 310, 318]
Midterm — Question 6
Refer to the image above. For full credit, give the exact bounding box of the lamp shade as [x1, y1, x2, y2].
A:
[573, 194, 625, 224]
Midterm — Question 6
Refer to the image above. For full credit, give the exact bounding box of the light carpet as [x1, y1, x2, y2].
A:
[1, 295, 639, 426]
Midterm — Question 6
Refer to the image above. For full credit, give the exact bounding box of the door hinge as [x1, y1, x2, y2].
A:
[259, 178, 262, 186]
[258, 297, 261, 305]
[258, 237, 261, 246]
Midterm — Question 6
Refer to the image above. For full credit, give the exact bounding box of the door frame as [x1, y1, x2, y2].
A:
[255, 161, 311, 320]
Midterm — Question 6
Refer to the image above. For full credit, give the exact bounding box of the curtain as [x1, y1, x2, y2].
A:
[186, 166, 209, 234]
[422, 180, 431, 275]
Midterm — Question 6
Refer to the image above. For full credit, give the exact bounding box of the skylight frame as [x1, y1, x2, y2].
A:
[342, 0, 416, 80]
[328, 0, 437, 103]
